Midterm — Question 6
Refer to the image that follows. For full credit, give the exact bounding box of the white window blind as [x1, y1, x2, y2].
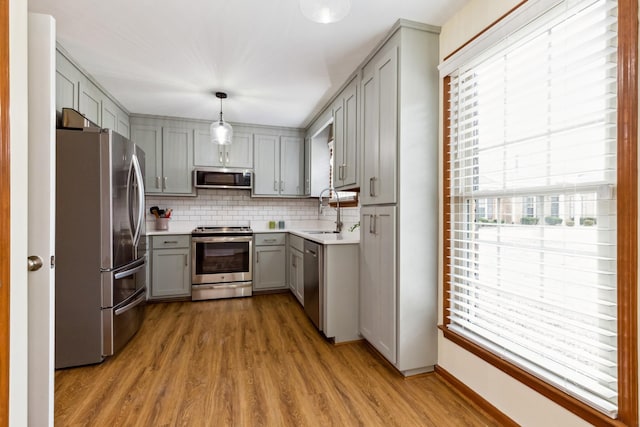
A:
[446, 0, 618, 417]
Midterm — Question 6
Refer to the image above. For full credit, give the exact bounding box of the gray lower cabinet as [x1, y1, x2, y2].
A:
[254, 233, 287, 291]
[322, 242, 360, 343]
[288, 234, 304, 304]
[149, 235, 191, 300]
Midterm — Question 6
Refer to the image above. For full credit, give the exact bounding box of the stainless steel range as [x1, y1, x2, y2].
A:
[191, 226, 253, 300]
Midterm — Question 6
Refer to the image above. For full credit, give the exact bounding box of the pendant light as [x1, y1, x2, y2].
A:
[211, 92, 233, 145]
[299, 0, 351, 24]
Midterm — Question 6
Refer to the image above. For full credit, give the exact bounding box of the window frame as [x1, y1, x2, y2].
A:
[440, 0, 638, 425]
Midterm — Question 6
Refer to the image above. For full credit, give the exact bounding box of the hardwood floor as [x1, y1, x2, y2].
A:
[55, 293, 501, 426]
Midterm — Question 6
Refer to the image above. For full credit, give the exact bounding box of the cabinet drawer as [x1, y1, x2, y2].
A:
[152, 234, 190, 249]
[289, 234, 304, 252]
[255, 233, 286, 246]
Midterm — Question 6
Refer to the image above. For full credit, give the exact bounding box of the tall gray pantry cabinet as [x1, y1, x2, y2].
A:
[359, 22, 440, 375]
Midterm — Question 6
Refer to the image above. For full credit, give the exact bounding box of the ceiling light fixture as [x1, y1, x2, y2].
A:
[211, 92, 233, 145]
[299, 0, 351, 24]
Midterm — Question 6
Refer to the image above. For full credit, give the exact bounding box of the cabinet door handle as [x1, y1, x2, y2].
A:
[372, 215, 377, 234]
[369, 177, 376, 197]
[184, 254, 188, 267]
[164, 240, 178, 244]
[155, 176, 161, 189]
[256, 251, 259, 263]
[163, 177, 168, 190]
[264, 239, 277, 243]
[342, 164, 347, 180]
[226, 151, 229, 164]
[369, 215, 374, 234]
[280, 180, 284, 192]
[274, 180, 278, 191]
[219, 151, 223, 164]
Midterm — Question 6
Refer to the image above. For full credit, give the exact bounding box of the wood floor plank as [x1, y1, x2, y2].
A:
[55, 293, 502, 426]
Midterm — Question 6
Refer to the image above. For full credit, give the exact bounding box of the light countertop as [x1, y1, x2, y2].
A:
[145, 221, 360, 245]
[254, 229, 359, 245]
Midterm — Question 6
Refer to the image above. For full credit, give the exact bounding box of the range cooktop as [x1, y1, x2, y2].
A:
[192, 226, 253, 236]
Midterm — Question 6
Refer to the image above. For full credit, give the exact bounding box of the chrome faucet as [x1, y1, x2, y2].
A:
[318, 187, 342, 233]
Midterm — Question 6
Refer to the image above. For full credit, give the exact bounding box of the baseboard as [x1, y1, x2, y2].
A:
[435, 365, 519, 427]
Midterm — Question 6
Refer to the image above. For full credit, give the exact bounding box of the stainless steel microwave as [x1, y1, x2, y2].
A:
[194, 168, 252, 189]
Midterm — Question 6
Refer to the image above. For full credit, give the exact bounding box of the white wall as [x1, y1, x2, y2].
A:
[9, 0, 30, 424]
[437, 1, 605, 426]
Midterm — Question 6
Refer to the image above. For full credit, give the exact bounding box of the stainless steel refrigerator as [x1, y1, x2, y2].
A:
[55, 112, 147, 369]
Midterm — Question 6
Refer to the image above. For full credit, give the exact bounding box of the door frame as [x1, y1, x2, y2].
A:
[0, 0, 11, 424]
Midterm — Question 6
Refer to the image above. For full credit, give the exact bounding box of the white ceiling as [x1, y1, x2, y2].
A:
[28, 0, 469, 128]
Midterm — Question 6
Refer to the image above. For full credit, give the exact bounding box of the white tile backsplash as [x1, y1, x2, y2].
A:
[146, 189, 360, 230]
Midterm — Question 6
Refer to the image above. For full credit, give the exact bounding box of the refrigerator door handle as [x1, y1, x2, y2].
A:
[113, 260, 145, 280]
[126, 158, 135, 245]
[132, 153, 145, 247]
[128, 153, 145, 248]
[114, 291, 146, 316]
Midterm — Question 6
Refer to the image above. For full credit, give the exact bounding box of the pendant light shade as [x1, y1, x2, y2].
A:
[299, 0, 351, 24]
[211, 92, 233, 145]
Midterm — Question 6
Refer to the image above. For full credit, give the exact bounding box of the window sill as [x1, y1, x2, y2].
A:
[438, 325, 626, 427]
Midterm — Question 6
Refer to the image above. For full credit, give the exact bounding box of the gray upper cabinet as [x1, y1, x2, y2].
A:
[194, 130, 253, 169]
[162, 127, 193, 194]
[79, 79, 102, 125]
[101, 101, 118, 133]
[56, 52, 80, 112]
[304, 107, 332, 197]
[56, 49, 130, 136]
[118, 116, 130, 139]
[253, 133, 304, 197]
[361, 38, 398, 206]
[102, 96, 130, 138]
[131, 124, 163, 194]
[332, 76, 358, 190]
[130, 118, 195, 196]
[280, 136, 304, 196]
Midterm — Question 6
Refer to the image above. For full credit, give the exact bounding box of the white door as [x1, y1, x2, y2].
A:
[28, 13, 56, 427]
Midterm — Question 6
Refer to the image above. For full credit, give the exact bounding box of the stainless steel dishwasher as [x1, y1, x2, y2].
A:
[303, 239, 323, 331]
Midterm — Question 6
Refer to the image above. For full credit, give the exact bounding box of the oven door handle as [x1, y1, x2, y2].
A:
[192, 236, 253, 243]
[193, 282, 252, 291]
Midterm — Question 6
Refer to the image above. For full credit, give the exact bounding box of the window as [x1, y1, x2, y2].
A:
[442, 0, 637, 423]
